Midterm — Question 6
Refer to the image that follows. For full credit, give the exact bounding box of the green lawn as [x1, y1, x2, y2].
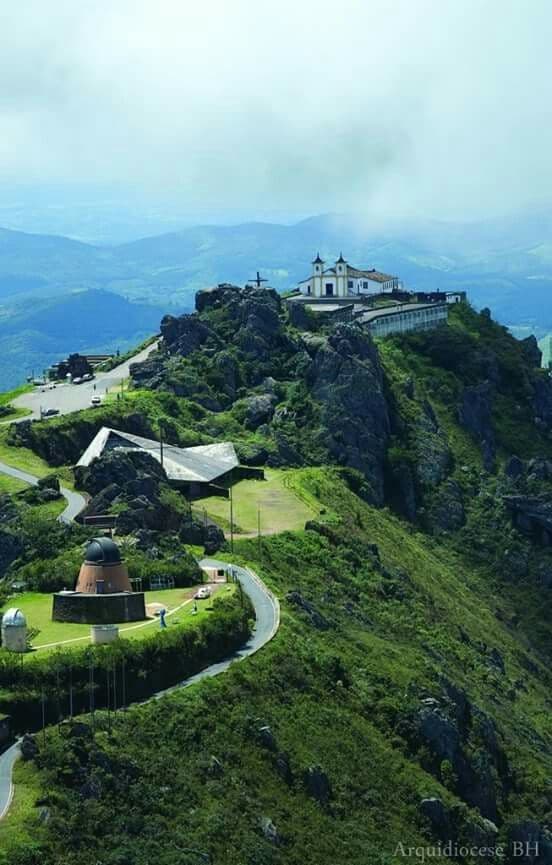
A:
[0, 760, 45, 853]
[0, 474, 27, 495]
[0, 429, 75, 488]
[1, 585, 234, 654]
[196, 468, 320, 534]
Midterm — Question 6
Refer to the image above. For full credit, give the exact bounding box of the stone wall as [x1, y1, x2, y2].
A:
[52, 592, 146, 624]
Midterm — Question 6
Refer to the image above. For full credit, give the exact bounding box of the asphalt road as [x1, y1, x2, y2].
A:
[154, 557, 280, 697]
[0, 743, 19, 820]
[12, 340, 158, 421]
[0, 460, 86, 524]
[0, 554, 279, 818]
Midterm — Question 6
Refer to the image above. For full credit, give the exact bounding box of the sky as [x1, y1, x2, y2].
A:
[0, 0, 551, 225]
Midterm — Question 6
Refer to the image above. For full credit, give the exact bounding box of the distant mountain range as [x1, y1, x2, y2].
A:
[0, 290, 168, 389]
[1, 210, 552, 388]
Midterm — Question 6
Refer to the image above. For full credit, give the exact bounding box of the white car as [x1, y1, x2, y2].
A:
[194, 586, 212, 600]
[72, 377, 83, 385]
[90, 396, 102, 407]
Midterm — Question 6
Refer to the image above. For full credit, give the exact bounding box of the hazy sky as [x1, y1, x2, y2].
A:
[1, 0, 551, 222]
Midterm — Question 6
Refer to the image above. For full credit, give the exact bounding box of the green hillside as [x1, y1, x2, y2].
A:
[2, 287, 552, 864]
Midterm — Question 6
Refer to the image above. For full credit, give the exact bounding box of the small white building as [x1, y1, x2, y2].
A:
[298, 254, 399, 299]
[1, 608, 27, 653]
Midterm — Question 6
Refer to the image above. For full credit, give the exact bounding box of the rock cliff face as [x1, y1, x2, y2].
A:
[457, 382, 496, 470]
[305, 324, 390, 505]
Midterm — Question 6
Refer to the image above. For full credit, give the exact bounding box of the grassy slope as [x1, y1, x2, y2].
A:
[7, 471, 552, 865]
[197, 468, 320, 534]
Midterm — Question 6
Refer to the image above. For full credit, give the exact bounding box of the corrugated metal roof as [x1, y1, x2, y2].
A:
[77, 428, 239, 484]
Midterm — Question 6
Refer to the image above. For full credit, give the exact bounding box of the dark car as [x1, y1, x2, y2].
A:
[41, 408, 60, 418]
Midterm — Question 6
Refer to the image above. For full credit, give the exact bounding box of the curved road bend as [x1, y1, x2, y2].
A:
[0, 558, 279, 819]
[0, 461, 86, 524]
[11, 339, 159, 422]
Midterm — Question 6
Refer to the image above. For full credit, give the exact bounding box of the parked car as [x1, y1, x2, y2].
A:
[194, 586, 212, 600]
[72, 377, 83, 384]
[41, 408, 60, 418]
[82, 373, 94, 381]
[90, 396, 101, 407]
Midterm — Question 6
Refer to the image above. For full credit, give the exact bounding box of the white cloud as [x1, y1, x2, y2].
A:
[0, 0, 550, 220]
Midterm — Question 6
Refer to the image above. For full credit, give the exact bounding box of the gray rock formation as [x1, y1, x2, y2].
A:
[306, 324, 390, 504]
[457, 382, 496, 471]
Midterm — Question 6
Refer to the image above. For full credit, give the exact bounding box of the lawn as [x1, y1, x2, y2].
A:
[0, 760, 45, 853]
[1, 584, 234, 655]
[196, 468, 320, 535]
[0, 475, 27, 495]
[0, 429, 75, 489]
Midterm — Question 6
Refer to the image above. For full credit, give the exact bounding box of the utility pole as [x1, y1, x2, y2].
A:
[41, 688, 46, 746]
[257, 507, 261, 559]
[69, 668, 73, 719]
[121, 657, 126, 710]
[229, 479, 234, 553]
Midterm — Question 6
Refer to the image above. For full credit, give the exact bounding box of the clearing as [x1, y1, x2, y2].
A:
[1, 584, 233, 655]
[196, 468, 321, 535]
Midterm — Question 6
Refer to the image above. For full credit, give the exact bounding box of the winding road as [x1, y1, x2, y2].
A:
[0, 547, 279, 819]
[12, 339, 159, 421]
[0, 461, 86, 524]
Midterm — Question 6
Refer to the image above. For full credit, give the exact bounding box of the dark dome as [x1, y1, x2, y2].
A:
[85, 537, 122, 565]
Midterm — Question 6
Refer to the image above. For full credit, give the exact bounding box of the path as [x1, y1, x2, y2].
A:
[11, 340, 158, 421]
[0, 460, 85, 524]
[0, 558, 279, 819]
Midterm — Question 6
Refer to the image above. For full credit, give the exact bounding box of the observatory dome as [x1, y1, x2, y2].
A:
[2, 608, 26, 628]
[84, 537, 122, 566]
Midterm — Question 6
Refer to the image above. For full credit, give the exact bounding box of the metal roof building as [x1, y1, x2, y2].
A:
[77, 427, 239, 485]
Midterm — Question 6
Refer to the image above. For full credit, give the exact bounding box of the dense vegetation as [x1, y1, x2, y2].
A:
[3, 288, 552, 864]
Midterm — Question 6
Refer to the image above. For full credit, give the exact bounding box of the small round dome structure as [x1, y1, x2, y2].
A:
[2, 608, 27, 653]
[84, 537, 122, 565]
[2, 608, 26, 628]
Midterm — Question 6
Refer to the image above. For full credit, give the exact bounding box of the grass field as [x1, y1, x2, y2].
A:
[197, 468, 320, 535]
[0, 760, 44, 852]
[0, 474, 27, 494]
[0, 429, 75, 488]
[1, 584, 234, 654]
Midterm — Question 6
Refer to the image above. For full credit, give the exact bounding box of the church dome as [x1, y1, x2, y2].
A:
[84, 537, 122, 566]
[2, 608, 26, 628]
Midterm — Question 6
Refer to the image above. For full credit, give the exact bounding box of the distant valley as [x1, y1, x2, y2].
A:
[1, 210, 552, 388]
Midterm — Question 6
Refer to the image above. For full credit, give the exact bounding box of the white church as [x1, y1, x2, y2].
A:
[298, 253, 399, 298]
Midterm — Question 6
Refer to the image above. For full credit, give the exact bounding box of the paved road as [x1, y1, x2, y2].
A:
[0, 460, 86, 524]
[12, 340, 158, 421]
[0, 742, 18, 820]
[154, 558, 280, 698]
[0, 557, 279, 820]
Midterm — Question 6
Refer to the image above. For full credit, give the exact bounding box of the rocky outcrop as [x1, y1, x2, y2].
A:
[303, 766, 332, 805]
[457, 382, 496, 471]
[520, 335, 542, 368]
[180, 515, 225, 555]
[75, 449, 166, 496]
[306, 324, 390, 504]
[160, 313, 216, 357]
[286, 590, 330, 630]
[532, 376, 552, 429]
[243, 393, 277, 430]
[507, 821, 552, 864]
[426, 480, 465, 533]
[503, 495, 552, 546]
[414, 400, 451, 487]
[409, 685, 509, 822]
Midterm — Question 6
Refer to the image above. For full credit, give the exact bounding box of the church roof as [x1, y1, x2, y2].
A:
[77, 427, 239, 484]
[347, 267, 397, 282]
[336, 252, 346, 263]
[312, 253, 323, 264]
